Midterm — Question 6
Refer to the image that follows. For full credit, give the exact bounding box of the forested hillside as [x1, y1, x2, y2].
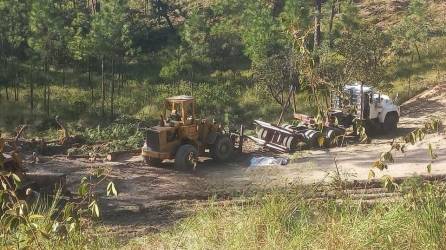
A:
[2, 1, 446, 249]
[0, 0, 445, 132]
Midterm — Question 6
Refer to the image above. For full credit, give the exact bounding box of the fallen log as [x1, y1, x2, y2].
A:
[4, 138, 59, 145]
[66, 154, 91, 160]
[106, 149, 141, 161]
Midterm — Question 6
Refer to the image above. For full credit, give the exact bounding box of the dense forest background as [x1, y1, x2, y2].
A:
[0, 0, 445, 132]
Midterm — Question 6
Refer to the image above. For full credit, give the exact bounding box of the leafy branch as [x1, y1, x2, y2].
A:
[369, 118, 443, 189]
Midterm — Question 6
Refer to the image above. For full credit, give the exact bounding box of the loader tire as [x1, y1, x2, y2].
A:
[143, 156, 162, 167]
[383, 112, 398, 133]
[175, 144, 198, 170]
[211, 136, 233, 162]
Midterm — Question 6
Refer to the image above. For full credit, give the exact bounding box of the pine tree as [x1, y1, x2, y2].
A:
[28, 0, 70, 116]
[0, 0, 30, 103]
[89, 0, 132, 119]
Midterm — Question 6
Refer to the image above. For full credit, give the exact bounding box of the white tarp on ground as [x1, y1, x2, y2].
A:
[249, 156, 289, 167]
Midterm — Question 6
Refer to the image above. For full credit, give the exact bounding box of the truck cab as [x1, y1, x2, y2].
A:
[332, 83, 400, 133]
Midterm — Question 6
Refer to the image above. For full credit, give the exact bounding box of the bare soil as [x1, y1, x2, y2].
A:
[26, 83, 446, 239]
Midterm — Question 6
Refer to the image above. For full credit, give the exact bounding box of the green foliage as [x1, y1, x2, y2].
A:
[28, 0, 70, 65]
[240, 0, 278, 64]
[392, 0, 431, 59]
[336, 27, 391, 87]
[79, 121, 144, 152]
[89, 0, 132, 58]
[0, 0, 444, 129]
[0, 164, 118, 249]
[371, 118, 444, 181]
[0, 0, 29, 50]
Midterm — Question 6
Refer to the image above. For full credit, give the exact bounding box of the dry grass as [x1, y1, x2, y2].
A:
[126, 181, 446, 249]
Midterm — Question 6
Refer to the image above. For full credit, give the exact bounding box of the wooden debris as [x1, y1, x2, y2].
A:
[66, 154, 92, 160]
[14, 125, 28, 150]
[106, 149, 141, 161]
[55, 115, 71, 145]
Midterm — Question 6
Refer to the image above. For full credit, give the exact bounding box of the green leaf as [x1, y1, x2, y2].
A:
[427, 163, 432, 174]
[89, 200, 100, 218]
[12, 173, 21, 188]
[68, 222, 76, 232]
[78, 182, 88, 197]
[428, 143, 438, 160]
[410, 132, 416, 145]
[28, 214, 44, 221]
[95, 168, 105, 177]
[39, 229, 51, 239]
[368, 169, 375, 179]
[382, 151, 394, 163]
[373, 160, 387, 170]
[382, 175, 395, 191]
[106, 181, 118, 196]
[52, 222, 60, 233]
[80, 176, 88, 184]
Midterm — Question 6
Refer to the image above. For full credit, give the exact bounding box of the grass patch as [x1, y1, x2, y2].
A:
[128, 182, 446, 249]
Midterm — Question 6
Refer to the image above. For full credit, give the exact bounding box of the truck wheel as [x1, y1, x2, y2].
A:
[143, 156, 162, 167]
[383, 113, 398, 132]
[211, 136, 233, 161]
[175, 144, 198, 170]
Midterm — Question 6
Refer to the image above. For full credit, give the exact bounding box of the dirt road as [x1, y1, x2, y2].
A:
[28, 84, 446, 237]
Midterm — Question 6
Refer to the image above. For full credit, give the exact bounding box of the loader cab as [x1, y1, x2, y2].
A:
[164, 95, 196, 126]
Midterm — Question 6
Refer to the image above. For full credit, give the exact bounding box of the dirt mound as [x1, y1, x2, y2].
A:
[401, 82, 446, 118]
[409, 83, 446, 100]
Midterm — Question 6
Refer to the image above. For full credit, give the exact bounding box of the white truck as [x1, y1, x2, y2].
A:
[331, 83, 400, 134]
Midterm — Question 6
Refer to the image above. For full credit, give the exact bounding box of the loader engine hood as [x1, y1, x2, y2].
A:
[143, 125, 177, 152]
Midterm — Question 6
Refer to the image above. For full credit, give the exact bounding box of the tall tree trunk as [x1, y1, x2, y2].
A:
[101, 56, 105, 118]
[62, 67, 65, 87]
[30, 67, 34, 115]
[409, 53, 414, 96]
[164, 14, 175, 32]
[88, 59, 93, 104]
[47, 85, 50, 116]
[47, 62, 51, 116]
[43, 62, 49, 115]
[111, 58, 115, 119]
[14, 73, 19, 101]
[328, 1, 337, 48]
[43, 71, 47, 113]
[314, 0, 322, 51]
[117, 72, 121, 95]
[414, 43, 421, 62]
[43, 84, 47, 112]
